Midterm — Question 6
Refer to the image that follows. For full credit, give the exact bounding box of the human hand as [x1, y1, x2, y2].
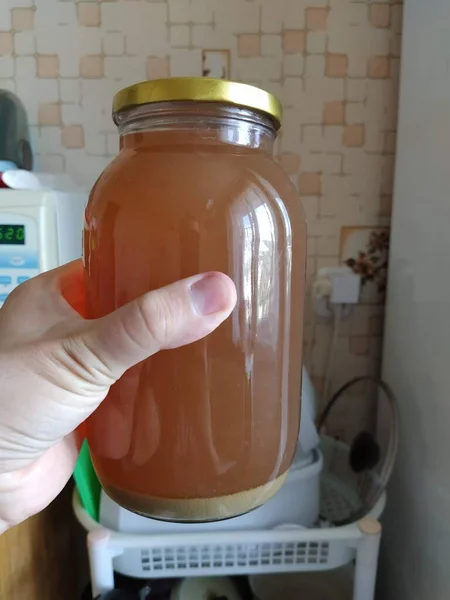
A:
[0, 260, 236, 532]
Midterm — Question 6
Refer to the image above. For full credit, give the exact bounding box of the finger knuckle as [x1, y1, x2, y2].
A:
[56, 336, 115, 393]
[137, 291, 177, 349]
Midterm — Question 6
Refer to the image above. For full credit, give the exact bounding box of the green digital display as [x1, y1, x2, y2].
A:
[0, 225, 25, 245]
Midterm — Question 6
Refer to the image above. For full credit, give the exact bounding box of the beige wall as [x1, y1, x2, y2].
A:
[0, 0, 402, 415]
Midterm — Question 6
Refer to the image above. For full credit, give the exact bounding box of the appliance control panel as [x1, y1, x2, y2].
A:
[0, 193, 59, 308]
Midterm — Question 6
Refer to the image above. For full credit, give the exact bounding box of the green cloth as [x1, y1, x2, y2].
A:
[73, 440, 101, 522]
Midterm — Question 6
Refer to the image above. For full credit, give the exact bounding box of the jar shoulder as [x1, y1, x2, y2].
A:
[87, 148, 305, 227]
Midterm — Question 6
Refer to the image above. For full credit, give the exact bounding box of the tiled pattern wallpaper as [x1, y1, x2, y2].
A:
[0, 0, 402, 415]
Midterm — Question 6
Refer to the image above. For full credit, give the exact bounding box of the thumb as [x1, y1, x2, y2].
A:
[68, 272, 236, 380]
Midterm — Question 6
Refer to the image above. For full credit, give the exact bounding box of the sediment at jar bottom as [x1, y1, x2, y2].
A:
[103, 471, 288, 522]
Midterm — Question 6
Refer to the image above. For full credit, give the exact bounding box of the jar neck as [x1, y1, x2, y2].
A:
[116, 102, 277, 153]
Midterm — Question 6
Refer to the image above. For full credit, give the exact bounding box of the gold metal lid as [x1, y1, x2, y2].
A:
[112, 77, 282, 126]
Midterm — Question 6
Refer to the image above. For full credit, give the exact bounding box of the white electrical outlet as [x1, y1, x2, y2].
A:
[313, 266, 361, 319]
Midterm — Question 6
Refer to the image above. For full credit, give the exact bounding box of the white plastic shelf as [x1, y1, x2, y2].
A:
[73, 488, 385, 600]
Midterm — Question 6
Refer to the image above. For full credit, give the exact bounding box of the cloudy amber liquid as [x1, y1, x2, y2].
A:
[84, 124, 306, 521]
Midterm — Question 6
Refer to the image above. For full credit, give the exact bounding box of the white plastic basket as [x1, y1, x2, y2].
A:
[73, 476, 385, 600]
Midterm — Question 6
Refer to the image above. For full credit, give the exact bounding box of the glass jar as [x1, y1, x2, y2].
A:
[83, 78, 306, 522]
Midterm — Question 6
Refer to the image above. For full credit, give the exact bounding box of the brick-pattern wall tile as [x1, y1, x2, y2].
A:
[324, 101, 345, 125]
[146, 57, 170, 80]
[62, 125, 85, 149]
[261, 35, 282, 58]
[170, 25, 190, 48]
[369, 4, 391, 29]
[299, 172, 322, 196]
[77, 3, 101, 28]
[326, 53, 348, 78]
[38, 103, 61, 126]
[0, 32, 14, 55]
[80, 55, 104, 79]
[237, 34, 260, 58]
[283, 30, 305, 55]
[306, 8, 328, 31]
[11, 8, 34, 32]
[36, 55, 59, 78]
[368, 55, 391, 79]
[343, 124, 365, 147]
[14, 32, 35, 56]
[279, 152, 301, 175]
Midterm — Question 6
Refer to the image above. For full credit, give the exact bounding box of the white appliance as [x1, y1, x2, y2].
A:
[0, 189, 87, 305]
